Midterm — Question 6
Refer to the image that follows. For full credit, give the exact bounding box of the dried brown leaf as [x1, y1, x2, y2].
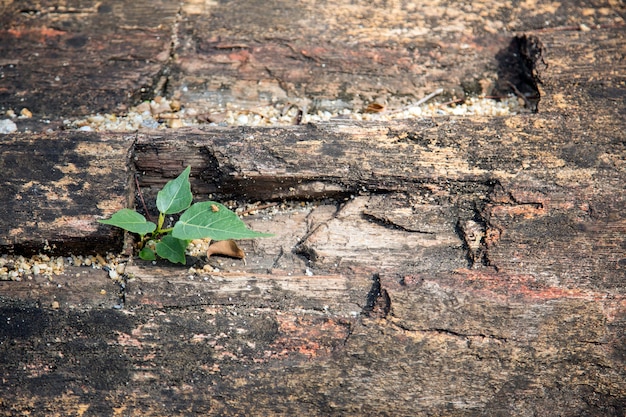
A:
[364, 103, 385, 113]
[206, 239, 245, 259]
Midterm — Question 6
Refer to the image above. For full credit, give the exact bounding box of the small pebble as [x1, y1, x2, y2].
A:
[135, 102, 151, 113]
[0, 119, 17, 134]
[141, 119, 159, 129]
[170, 99, 181, 111]
[19, 108, 32, 118]
[88, 115, 105, 123]
[150, 98, 171, 115]
[168, 118, 183, 128]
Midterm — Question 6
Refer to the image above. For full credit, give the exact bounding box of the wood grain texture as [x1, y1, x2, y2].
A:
[1, 0, 626, 415]
[4, 110, 621, 413]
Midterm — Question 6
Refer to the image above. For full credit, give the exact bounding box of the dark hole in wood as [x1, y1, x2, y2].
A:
[493, 35, 546, 113]
[363, 273, 391, 318]
[97, 4, 112, 13]
[18, 9, 40, 15]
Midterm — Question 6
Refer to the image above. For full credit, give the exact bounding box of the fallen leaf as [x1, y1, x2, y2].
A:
[364, 103, 385, 113]
[206, 239, 245, 259]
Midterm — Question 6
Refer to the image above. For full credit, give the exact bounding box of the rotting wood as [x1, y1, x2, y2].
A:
[0, 131, 135, 254]
[2, 107, 624, 414]
[1, 99, 625, 415]
[1, 263, 624, 416]
[1, 0, 626, 415]
[0, 0, 180, 120]
[171, 0, 624, 115]
[2, 0, 622, 127]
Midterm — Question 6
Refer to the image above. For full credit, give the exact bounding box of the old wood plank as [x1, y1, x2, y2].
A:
[0, 131, 134, 254]
[1, 264, 624, 415]
[131, 104, 625, 284]
[1, 0, 625, 415]
[1, 0, 622, 123]
[171, 0, 624, 114]
[133, 110, 623, 200]
[1, 93, 624, 415]
[0, 0, 179, 120]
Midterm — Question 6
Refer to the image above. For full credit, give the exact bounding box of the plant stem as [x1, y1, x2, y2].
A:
[134, 175, 153, 223]
[157, 212, 165, 232]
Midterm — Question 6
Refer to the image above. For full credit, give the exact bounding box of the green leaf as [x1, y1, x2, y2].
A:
[172, 202, 274, 241]
[156, 235, 187, 264]
[156, 166, 193, 215]
[139, 246, 156, 261]
[98, 209, 157, 235]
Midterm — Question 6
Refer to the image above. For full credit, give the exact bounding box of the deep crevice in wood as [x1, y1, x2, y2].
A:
[493, 35, 546, 112]
[362, 273, 391, 319]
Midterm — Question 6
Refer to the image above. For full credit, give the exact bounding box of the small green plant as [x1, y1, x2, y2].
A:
[98, 166, 272, 264]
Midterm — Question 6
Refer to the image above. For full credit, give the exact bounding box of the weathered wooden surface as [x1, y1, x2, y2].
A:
[171, 0, 625, 114]
[3, 123, 626, 414]
[1, 0, 626, 415]
[0, 131, 134, 254]
[0, 0, 178, 119]
[2, 0, 623, 125]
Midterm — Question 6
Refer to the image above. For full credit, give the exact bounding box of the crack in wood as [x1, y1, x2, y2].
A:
[269, 246, 285, 271]
[457, 217, 487, 268]
[361, 212, 436, 234]
[154, 4, 183, 99]
[494, 35, 546, 113]
[393, 321, 509, 343]
[293, 203, 340, 263]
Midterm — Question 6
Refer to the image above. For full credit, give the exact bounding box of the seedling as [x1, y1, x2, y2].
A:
[98, 166, 272, 264]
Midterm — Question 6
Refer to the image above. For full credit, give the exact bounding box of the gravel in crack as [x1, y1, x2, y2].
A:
[0, 200, 320, 281]
[61, 94, 523, 132]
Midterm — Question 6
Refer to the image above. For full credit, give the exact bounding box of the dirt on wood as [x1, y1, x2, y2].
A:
[1, 0, 626, 415]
